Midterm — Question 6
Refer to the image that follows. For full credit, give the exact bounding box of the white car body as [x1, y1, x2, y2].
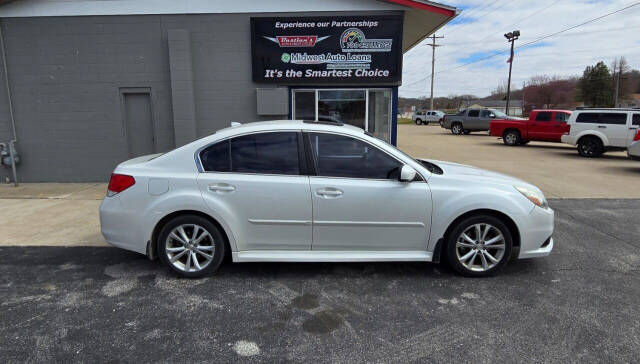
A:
[100, 120, 553, 273]
[561, 109, 640, 148]
[413, 110, 444, 124]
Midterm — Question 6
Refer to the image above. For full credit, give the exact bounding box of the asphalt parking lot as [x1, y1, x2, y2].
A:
[2, 199, 639, 362]
[398, 124, 640, 198]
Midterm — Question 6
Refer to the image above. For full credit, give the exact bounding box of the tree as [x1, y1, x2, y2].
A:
[577, 61, 613, 107]
[611, 56, 632, 105]
[525, 75, 577, 109]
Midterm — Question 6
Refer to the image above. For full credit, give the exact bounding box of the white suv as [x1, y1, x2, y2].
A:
[561, 108, 640, 157]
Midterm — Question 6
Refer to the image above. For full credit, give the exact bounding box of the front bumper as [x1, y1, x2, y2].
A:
[560, 134, 576, 145]
[517, 205, 555, 259]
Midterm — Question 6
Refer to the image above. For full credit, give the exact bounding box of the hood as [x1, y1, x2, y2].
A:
[419, 159, 527, 185]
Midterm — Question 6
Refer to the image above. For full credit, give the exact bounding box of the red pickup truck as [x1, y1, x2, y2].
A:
[489, 109, 572, 146]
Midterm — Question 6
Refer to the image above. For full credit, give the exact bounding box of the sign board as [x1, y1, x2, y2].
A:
[251, 15, 403, 85]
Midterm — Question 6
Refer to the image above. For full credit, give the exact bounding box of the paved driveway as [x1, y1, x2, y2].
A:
[2, 199, 639, 362]
[398, 124, 640, 198]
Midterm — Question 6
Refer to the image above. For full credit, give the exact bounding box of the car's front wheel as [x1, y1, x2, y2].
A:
[445, 215, 513, 277]
[157, 215, 226, 278]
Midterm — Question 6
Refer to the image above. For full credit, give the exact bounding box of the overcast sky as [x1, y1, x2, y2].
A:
[399, 0, 640, 99]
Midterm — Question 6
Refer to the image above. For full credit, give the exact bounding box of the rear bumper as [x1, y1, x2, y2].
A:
[99, 196, 147, 255]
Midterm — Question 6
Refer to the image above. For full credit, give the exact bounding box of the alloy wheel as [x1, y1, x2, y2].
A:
[165, 224, 215, 273]
[455, 223, 506, 272]
[580, 139, 597, 156]
[452, 124, 462, 134]
[505, 132, 518, 145]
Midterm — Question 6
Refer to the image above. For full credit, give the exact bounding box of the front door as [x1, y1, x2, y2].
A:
[529, 110, 553, 140]
[197, 131, 312, 251]
[306, 132, 432, 251]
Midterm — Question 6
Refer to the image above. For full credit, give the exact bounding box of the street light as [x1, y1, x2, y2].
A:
[504, 30, 520, 116]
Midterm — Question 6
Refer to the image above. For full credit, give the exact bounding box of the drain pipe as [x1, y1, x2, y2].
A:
[0, 20, 18, 186]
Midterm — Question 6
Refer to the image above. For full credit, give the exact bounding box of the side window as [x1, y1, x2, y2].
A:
[575, 113, 600, 123]
[468, 110, 480, 117]
[309, 133, 402, 180]
[535, 112, 552, 121]
[200, 140, 230, 172]
[633, 114, 640, 126]
[599, 113, 627, 125]
[554, 112, 570, 122]
[480, 110, 492, 118]
[230, 132, 300, 175]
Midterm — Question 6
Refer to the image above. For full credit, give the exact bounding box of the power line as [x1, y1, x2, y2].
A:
[402, 2, 640, 88]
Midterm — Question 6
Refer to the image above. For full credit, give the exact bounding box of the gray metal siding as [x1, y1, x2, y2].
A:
[0, 11, 396, 182]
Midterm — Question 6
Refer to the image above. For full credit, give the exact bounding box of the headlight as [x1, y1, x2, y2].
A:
[514, 185, 548, 209]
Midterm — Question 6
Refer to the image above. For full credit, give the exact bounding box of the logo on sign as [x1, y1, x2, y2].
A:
[263, 35, 330, 47]
[340, 28, 392, 52]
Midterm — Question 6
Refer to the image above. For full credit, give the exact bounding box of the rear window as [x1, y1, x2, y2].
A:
[535, 112, 552, 121]
[554, 112, 570, 122]
[599, 113, 627, 125]
[468, 110, 480, 117]
[633, 114, 640, 126]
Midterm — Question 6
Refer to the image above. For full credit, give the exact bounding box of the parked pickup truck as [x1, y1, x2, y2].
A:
[490, 109, 572, 146]
[442, 108, 523, 135]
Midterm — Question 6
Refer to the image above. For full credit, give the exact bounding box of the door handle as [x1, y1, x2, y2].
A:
[598, 125, 607, 128]
[630, 127, 639, 130]
[208, 183, 236, 193]
[316, 188, 343, 198]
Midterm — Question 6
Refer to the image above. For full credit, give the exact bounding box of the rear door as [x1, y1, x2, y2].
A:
[599, 112, 629, 147]
[529, 111, 553, 140]
[197, 131, 312, 251]
[551, 111, 571, 141]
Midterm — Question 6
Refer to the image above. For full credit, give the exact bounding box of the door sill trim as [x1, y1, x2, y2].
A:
[232, 250, 432, 263]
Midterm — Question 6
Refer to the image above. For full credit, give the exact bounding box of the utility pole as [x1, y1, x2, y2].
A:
[504, 30, 520, 116]
[427, 34, 444, 111]
[614, 59, 620, 107]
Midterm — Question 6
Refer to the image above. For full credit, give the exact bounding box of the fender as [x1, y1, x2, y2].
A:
[574, 130, 609, 146]
[426, 187, 532, 253]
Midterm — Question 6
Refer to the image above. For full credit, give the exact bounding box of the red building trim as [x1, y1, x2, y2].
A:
[384, 0, 456, 17]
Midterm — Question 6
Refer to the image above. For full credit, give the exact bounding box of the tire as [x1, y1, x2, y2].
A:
[577, 136, 604, 158]
[157, 215, 226, 278]
[415, 119, 423, 125]
[463, 130, 471, 135]
[451, 123, 463, 135]
[503, 130, 522, 146]
[445, 214, 513, 277]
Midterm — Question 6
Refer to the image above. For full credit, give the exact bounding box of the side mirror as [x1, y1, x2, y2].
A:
[490, 113, 496, 118]
[399, 165, 417, 182]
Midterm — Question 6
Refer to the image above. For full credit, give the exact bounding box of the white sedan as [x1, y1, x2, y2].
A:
[100, 120, 554, 278]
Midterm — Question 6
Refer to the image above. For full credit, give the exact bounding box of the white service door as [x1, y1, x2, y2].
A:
[307, 132, 431, 251]
[197, 131, 312, 251]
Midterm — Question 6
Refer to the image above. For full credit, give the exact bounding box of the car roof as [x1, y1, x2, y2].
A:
[532, 109, 571, 113]
[213, 119, 365, 138]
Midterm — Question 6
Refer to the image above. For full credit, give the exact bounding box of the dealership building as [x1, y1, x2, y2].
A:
[0, 0, 457, 182]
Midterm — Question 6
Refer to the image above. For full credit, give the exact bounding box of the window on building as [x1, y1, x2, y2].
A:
[308, 133, 402, 180]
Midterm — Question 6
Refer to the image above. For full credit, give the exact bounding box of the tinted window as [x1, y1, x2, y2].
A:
[480, 110, 493, 118]
[468, 110, 480, 117]
[535, 112, 552, 121]
[200, 140, 230, 172]
[309, 133, 402, 179]
[632, 114, 640, 126]
[230, 132, 300, 175]
[599, 113, 627, 125]
[575, 112, 600, 123]
[554, 112, 570, 122]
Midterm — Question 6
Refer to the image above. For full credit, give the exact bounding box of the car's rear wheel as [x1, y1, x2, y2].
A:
[577, 136, 604, 157]
[157, 215, 226, 278]
[446, 215, 513, 277]
[415, 119, 423, 125]
[503, 130, 521, 146]
[451, 123, 463, 135]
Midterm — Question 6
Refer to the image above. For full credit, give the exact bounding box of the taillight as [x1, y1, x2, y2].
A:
[107, 173, 135, 196]
[634, 129, 640, 141]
